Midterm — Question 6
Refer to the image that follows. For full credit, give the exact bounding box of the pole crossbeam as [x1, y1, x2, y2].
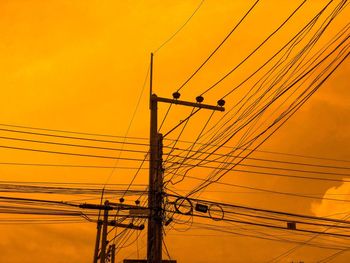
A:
[156, 96, 225, 111]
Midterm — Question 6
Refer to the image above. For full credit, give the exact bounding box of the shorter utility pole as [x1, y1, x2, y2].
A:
[89, 200, 145, 263]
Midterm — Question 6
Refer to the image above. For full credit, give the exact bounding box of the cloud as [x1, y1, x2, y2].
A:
[311, 181, 350, 218]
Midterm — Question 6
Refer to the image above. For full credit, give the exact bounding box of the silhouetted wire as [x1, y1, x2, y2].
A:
[207, 210, 350, 230]
[181, 3, 331, 145]
[317, 249, 350, 263]
[0, 127, 149, 146]
[163, 108, 197, 164]
[199, 0, 308, 96]
[153, 0, 206, 53]
[178, 0, 340, 159]
[166, 40, 348, 200]
[104, 64, 150, 187]
[196, 50, 346, 196]
[163, 108, 201, 138]
[165, 110, 215, 185]
[165, 193, 350, 224]
[120, 152, 149, 199]
[177, 0, 261, 92]
[219, 0, 349, 144]
[167, 187, 350, 196]
[204, 5, 348, 148]
[0, 123, 148, 141]
[166, 146, 350, 175]
[0, 184, 147, 195]
[0, 162, 148, 170]
[174, 212, 350, 238]
[165, 144, 350, 170]
[186, 5, 334, 161]
[0, 180, 147, 187]
[177, 221, 349, 250]
[184, 175, 350, 203]
[1, 147, 350, 172]
[166, 165, 350, 183]
[212, 2, 346, 148]
[162, 238, 172, 260]
[0, 134, 148, 154]
[115, 218, 146, 249]
[205, 13, 348, 158]
[158, 103, 173, 132]
[108, 227, 129, 244]
[0, 144, 146, 161]
[164, 137, 350, 163]
[266, 213, 350, 262]
[0, 220, 87, 225]
[186, 36, 349, 197]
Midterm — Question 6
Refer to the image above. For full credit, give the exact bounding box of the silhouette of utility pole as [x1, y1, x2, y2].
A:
[87, 201, 145, 263]
[147, 53, 225, 263]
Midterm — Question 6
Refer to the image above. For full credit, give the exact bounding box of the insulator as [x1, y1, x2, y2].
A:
[172, 91, 181, 99]
[217, 99, 225, 106]
[119, 197, 125, 203]
[196, 95, 204, 103]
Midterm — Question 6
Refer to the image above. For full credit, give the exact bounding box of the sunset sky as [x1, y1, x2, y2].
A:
[0, 1, 349, 262]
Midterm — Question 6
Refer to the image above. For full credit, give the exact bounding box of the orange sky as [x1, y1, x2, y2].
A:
[0, 1, 349, 262]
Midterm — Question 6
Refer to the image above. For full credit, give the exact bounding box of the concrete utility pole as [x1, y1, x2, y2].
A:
[147, 53, 225, 263]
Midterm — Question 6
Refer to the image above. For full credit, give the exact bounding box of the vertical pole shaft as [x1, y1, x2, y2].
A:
[148, 94, 160, 263]
[148, 53, 163, 263]
[155, 133, 164, 261]
[100, 201, 109, 263]
[93, 220, 102, 263]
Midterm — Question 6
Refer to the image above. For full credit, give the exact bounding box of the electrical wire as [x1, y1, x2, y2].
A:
[177, 0, 261, 91]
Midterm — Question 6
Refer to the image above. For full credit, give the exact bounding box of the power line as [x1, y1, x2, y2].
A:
[0, 162, 148, 170]
[153, 0, 206, 53]
[164, 137, 350, 164]
[183, 175, 350, 203]
[186, 38, 350, 197]
[177, 0, 261, 92]
[0, 123, 148, 141]
[0, 144, 146, 161]
[0, 134, 148, 154]
[0, 128, 149, 147]
[200, 0, 308, 96]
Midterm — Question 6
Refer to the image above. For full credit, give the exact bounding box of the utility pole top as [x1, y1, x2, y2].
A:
[147, 53, 225, 263]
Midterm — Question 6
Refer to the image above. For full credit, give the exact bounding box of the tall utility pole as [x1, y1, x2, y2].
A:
[147, 53, 225, 263]
[148, 52, 163, 263]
